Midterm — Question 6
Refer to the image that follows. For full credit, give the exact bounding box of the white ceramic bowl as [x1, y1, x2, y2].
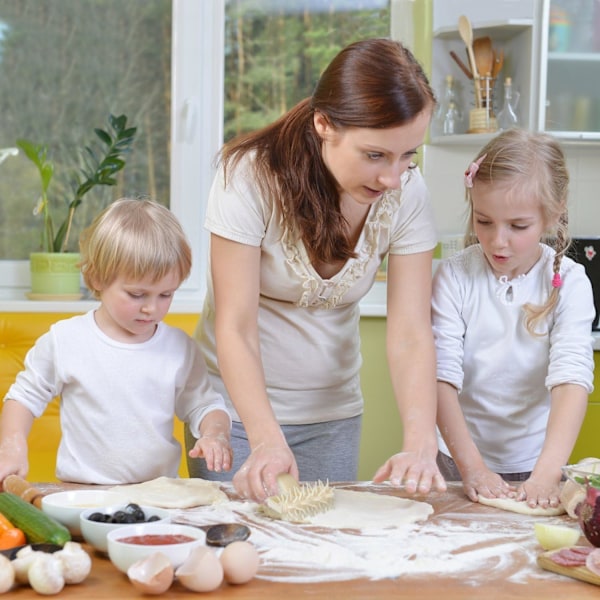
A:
[107, 523, 205, 573]
[80, 504, 171, 554]
[41, 490, 130, 537]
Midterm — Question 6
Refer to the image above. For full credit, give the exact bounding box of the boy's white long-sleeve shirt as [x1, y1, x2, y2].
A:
[5, 311, 228, 484]
[432, 244, 595, 473]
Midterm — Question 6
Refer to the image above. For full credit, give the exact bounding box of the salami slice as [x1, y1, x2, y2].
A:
[551, 546, 594, 567]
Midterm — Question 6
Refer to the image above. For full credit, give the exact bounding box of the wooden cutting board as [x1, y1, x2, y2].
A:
[537, 550, 600, 586]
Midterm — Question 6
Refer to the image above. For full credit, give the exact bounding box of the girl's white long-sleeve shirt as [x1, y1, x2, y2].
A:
[5, 311, 228, 484]
[432, 243, 595, 473]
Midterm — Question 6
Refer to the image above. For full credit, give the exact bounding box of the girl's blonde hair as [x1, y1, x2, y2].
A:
[463, 129, 570, 336]
[80, 198, 192, 298]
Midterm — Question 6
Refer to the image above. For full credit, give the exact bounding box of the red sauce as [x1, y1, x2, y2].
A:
[117, 534, 196, 546]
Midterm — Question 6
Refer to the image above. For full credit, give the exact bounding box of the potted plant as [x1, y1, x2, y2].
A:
[17, 114, 137, 298]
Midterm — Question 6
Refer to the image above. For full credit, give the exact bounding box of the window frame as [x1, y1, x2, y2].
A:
[0, 0, 402, 316]
[0, 0, 223, 307]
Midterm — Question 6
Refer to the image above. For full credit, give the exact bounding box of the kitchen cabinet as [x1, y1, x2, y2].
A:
[430, 0, 538, 144]
[428, 0, 600, 144]
[539, 0, 600, 139]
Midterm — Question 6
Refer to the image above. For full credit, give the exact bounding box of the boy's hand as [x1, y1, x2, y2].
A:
[0, 440, 29, 483]
[188, 433, 232, 473]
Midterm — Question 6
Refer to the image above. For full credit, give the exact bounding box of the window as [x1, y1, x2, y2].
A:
[223, 0, 390, 141]
[0, 0, 393, 304]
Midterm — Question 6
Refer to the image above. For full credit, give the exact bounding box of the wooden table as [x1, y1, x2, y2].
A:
[9, 482, 600, 599]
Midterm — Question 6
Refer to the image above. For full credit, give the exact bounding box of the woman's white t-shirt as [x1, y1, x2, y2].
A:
[198, 157, 437, 424]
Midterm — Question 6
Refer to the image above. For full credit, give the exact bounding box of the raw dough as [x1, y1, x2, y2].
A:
[298, 489, 433, 529]
[109, 476, 228, 508]
[477, 494, 565, 516]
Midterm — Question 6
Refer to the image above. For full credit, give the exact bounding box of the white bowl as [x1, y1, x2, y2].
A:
[41, 490, 130, 536]
[80, 504, 171, 553]
[107, 523, 205, 573]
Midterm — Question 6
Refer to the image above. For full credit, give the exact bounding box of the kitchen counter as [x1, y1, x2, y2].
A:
[13, 481, 600, 599]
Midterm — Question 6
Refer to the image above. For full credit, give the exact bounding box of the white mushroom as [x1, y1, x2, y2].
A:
[0, 555, 15, 593]
[27, 554, 65, 595]
[11, 546, 41, 585]
[55, 542, 92, 584]
[127, 552, 174, 595]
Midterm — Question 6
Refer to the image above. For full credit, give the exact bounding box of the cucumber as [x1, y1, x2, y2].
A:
[0, 492, 71, 546]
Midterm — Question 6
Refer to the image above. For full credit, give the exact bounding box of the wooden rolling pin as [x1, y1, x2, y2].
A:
[2, 474, 46, 508]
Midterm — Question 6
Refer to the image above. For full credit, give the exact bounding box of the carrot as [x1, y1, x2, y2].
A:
[0, 527, 26, 549]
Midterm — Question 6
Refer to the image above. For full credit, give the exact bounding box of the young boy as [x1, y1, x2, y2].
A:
[0, 198, 232, 484]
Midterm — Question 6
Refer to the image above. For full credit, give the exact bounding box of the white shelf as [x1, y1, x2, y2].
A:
[429, 132, 498, 146]
[548, 52, 600, 63]
[434, 20, 533, 40]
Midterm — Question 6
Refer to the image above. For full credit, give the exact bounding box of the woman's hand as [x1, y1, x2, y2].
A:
[233, 443, 298, 503]
[188, 433, 232, 473]
[463, 468, 514, 502]
[373, 451, 446, 495]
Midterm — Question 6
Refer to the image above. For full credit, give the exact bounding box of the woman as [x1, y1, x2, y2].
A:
[186, 38, 446, 502]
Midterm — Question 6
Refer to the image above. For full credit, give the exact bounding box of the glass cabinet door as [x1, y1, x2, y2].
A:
[543, 0, 600, 139]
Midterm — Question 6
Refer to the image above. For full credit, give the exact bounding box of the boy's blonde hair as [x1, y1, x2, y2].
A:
[80, 198, 192, 298]
[463, 129, 570, 336]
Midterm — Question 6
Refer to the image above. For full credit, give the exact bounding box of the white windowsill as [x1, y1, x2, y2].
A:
[0, 285, 387, 317]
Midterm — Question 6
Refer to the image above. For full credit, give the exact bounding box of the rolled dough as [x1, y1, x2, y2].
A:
[109, 476, 228, 508]
[300, 489, 433, 529]
[477, 494, 565, 516]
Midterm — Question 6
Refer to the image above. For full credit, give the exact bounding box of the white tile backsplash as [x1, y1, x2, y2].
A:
[422, 141, 600, 237]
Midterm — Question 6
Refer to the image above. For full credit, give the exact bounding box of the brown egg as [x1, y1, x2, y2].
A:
[219, 541, 260, 585]
[127, 552, 174, 595]
[175, 546, 224, 592]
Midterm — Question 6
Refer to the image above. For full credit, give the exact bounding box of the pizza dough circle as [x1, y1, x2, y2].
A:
[303, 489, 433, 529]
[477, 494, 565, 516]
[109, 476, 228, 508]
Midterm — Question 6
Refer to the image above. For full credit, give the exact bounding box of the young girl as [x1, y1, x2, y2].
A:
[432, 129, 595, 510]
[0, 198, 232, 485]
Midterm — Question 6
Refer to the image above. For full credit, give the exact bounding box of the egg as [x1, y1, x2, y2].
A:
[127, 552, 174, 595]
[175, 546, 223, 592]
[219, 541, 260, 585]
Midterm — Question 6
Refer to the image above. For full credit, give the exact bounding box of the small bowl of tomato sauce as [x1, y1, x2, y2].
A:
[107, 523, 205, 572]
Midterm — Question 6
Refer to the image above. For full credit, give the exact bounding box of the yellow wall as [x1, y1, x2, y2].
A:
[3, 311, 591, 483]
[0, 312, 198, 482]
[358, 318, 402, 479]
[0, 312, 400, 482]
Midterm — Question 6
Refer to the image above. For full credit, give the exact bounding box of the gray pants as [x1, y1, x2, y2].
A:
[185, 415, 362, 482]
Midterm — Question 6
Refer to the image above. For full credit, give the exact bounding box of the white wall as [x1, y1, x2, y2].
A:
[423, 142, 600, 238]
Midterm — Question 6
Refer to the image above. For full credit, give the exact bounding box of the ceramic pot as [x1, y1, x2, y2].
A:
[29, 252, 82, 299]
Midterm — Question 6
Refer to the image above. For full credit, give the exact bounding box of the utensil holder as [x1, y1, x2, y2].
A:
[468, 76, 497, 133]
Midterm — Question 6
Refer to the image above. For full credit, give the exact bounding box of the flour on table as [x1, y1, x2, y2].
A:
[477, 494, 566, 516]
[109, 476, 228, 508]
[175, 483, 561, 585]
[304, 489, 433, 529]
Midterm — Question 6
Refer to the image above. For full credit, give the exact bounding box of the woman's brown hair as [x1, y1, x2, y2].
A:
[219, 38, 435, 264]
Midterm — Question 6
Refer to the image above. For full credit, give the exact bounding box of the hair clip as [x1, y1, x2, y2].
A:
[552, 273, 562, 288]
[464, 154, 487, 189]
